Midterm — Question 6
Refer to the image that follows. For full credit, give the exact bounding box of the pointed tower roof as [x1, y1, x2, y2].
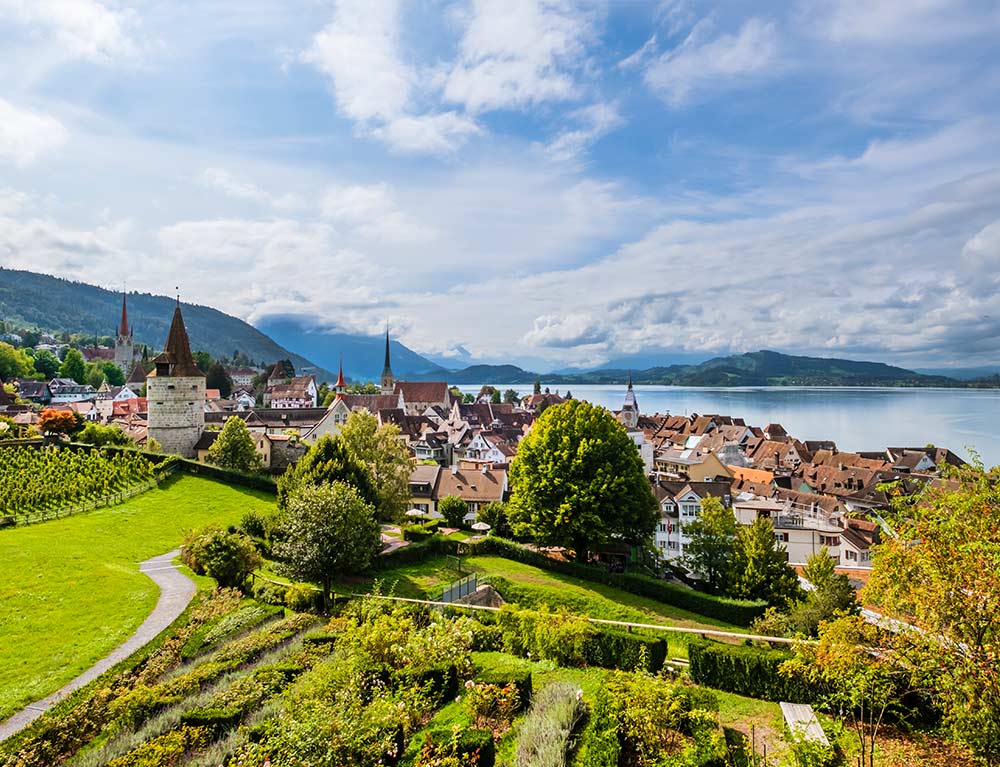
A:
[118, 292, 130, 337]
[335, 357, 346, 392]
[150, 304, 203, 377]
[381, 327, 393, 379]
[623, 372, 638, 412]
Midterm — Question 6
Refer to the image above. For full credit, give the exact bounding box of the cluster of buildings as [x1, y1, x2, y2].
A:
[4, 299, 967, 573]
[614, 382, 965, 570]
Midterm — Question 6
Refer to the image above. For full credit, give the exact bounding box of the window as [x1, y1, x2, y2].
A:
[820, 535, 840, 547]
[845, 550, 857, 561]
[774, 532, 789, 543]
[658, 540, 665, 549]
[658, 523, 668, 533]
[667, 541, 678, 550]
[681, 503, 699, 517]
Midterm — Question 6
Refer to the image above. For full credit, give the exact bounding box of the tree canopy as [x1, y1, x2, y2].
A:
[208, 416, 263, 473]
[507, 399, 658, 559]
[276, 434, 376, 511]
[206, 362, 233, 397]
[337, 409, 413, 522]
[273, 481, 381, 612]
[59, 349, 86, 385]
[681, 496, 737, 595]
[438, 495, 469, 528]
[864, 464, 1000, 763]
[729, 517, 803, 606]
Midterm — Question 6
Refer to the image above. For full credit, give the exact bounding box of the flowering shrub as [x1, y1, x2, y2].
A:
[105, 726, 210, 767]
[466, 680, 522, 734]
[413, 726, 494, 767]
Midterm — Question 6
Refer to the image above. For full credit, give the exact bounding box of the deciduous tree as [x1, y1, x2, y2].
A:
[273, 482, 381, 612]
[478, 501, 512, 538]
[338, 410, 413, 522]
[101, 361, 125, 387]
[681, 497, 737, 594]
[508, 400, 658, 560]
[31, 349, 60, 379]
[276, 434, 376, 510]
[59, 349, 86, 384]
[864, 465, 1000, 763]
[38, 408, 81, 436]
[181, 526, 261, 590]
[439, 495, 469, 528]
[206, 362, 233, 398]
[208, 416, 263, 472]
[0, 342, 34, 381]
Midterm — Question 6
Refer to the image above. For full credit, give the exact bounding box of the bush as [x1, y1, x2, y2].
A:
[438, 495, 469, 528]
[515, 682, 587, 767]
[467, 537, 767, 626]
[465, 680, 522, 733]
[180, 526, 261, 589]
[474, 664, 532, 710]
[178, 706, 242, 734]
[412, 727, 495, 767]
[584, 629, 668, 673]
[239, 509, 271, 539]
[106, 726, 212, 767]
[402, 524, 435, 543]
[285, 582, 322, 613]
[687, 639, 818, 703]
[396, 664, 459, 705]
[252, 579, 286, 606]
[573, 687, 620, 767]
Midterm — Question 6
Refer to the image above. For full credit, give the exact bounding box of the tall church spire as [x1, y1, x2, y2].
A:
[118, 292, 131, 338]
[380, 324, 395, 395]
[335, 355, 346, 397]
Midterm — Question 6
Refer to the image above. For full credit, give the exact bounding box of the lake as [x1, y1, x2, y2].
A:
[457, 384, 1000, 467]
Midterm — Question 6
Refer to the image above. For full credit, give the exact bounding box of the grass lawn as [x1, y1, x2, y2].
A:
[0, 474, 275, 721]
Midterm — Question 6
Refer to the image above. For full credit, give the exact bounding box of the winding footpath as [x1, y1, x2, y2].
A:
[0, 549, 195, 742]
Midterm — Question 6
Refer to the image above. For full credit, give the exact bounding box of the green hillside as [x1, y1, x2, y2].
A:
[0, 268, 335, 380]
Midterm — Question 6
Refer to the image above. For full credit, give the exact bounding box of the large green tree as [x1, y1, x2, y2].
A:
[730, 517, 803, 606]
[338, 410, 413, 522]
[681, 496, 737, 594]
[0, 342, 35, 381]
[208, 416, 263, 472]
[438, 495, 469, 528]
[784, 548, 858, 636]
[101, 361, 125, 387]
[273, 482, 381, 612]
[276, 434, 376, 510]
[864, 464, 1000, 763]
[31, 349, 60, 379]
[508, 399, 658, 559]
[59, 348, 86, 384]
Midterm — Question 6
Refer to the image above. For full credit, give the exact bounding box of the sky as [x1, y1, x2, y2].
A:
[1, 0, 999, 371]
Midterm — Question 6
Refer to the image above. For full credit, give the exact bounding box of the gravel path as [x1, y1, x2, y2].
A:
[0, 549, 195, 742]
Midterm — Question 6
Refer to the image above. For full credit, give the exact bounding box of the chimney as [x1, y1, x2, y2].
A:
[451, 465, 458, 475]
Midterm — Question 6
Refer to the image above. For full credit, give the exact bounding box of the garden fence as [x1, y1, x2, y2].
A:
[439, 574, 478, 604]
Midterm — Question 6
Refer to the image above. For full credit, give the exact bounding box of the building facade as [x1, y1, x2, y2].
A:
[146, 304, 205, 457]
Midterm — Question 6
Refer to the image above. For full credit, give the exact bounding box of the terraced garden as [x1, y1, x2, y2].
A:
[0, 474, 275, 721]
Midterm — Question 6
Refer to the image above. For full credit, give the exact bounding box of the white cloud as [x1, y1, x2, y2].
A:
[320, 183, 433, 243]
[645, 17, 779, 106]
[200, 168, 301, 211]
[546, 101, 623, 162]
[303, 0, 478, 154]
[371, 112, 479, 155]
[806, 0, 997, 44]
[522, 313, 610, 349]
[0, 0, 138, 61]
[617, 34, 657, 71]
[0, 98, 68, 166]
[444, 0, 596, 113]
[302, 0, 410, 123]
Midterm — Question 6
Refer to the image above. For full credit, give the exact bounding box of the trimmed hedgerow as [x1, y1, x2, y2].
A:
[474, 665, 533, 711]
[410, 727, 495, 767]
[687, 639, 819, 703]
[464, 537, 767, 626]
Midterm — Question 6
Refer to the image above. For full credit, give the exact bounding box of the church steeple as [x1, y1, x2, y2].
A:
[150, 304, 203, 378]
[118, 292, 131, 339]
[380, 325, 395, 395]
[621, 371, 639, 429]
[335, 356, 346, 398]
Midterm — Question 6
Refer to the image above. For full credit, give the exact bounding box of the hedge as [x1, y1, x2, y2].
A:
[396, 664, 459, 705]
[474, 666, 533, 711]
[465, 537, 767, 626]
[402, 525, 435, 543]
[585, 629, 668, 674]
[409, 728, 495, 767]
[374, 535, 458, 569]
[687, 639, 818, 703]
[179, 707, 242, 734]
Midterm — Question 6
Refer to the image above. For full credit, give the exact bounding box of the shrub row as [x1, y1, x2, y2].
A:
[474, 666, 533, 711]
[396, 664, 460, 705]
[687, 639, 818, 703]
[409, 728, 496, 767]
[373, 535, 457, 569]
[180, 602, 282, 660]
[402, 525, 435, 543]
[466, 537, 767, 626]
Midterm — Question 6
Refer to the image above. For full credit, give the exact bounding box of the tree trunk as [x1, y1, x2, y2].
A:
[573, 534, 589, 563]
[322, 577, 330, 615]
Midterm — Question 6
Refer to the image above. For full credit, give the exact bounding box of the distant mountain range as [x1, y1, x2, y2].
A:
[2, 270, 995, 389]
[0, 268, 338, 379]
[256, 318, 447, 383]
[414, 350, 991, 388]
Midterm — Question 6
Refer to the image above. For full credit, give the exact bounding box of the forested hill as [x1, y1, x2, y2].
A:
[415, 350, 967, 387]
[0, 268, 335, 380]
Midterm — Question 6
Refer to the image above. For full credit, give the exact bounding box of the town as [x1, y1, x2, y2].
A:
[1, 296, 965, 578]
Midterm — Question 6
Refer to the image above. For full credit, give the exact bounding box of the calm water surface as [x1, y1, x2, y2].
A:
[460, 385, 1000, 467]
